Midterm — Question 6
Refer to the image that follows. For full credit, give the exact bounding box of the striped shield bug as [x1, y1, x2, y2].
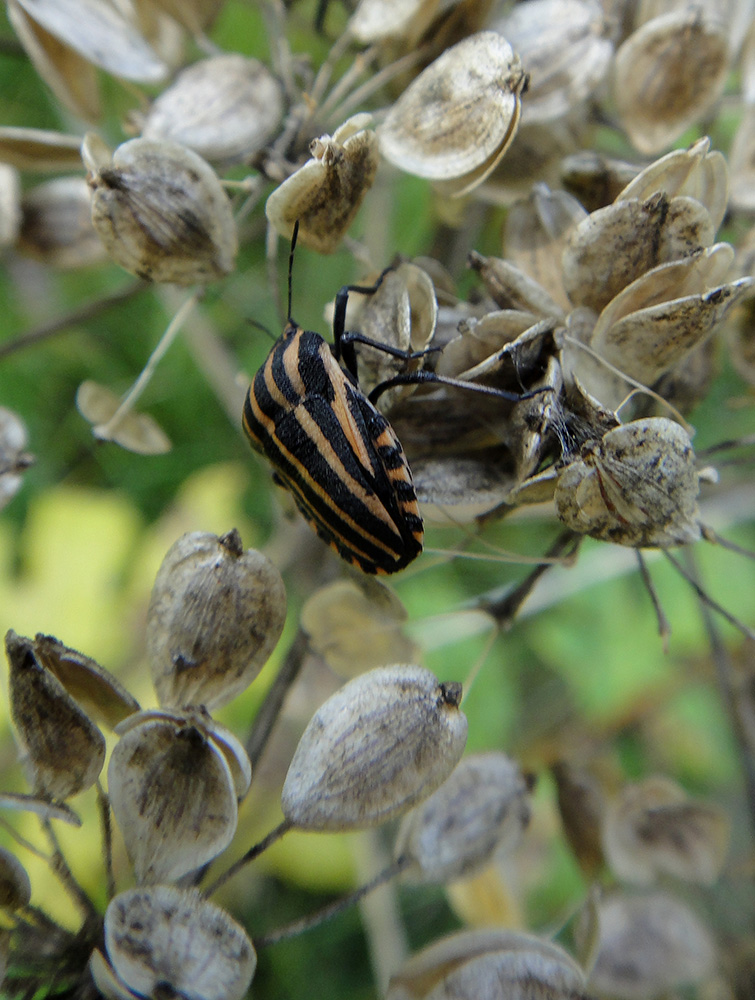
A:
[243, 223, 548, 575]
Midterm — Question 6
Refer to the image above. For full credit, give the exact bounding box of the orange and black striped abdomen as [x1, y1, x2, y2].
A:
[243, 324, 423, 574]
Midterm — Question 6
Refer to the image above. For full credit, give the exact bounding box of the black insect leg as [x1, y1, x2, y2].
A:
[368, 370, 553, 405]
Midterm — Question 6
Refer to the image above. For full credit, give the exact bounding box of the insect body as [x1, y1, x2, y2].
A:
[243, 319, 423, 575]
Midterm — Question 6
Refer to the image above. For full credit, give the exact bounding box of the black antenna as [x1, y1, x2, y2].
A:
[288, 221, 300, 322]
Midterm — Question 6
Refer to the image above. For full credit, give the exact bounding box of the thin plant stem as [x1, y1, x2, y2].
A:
[245, 627, 310, 771]
[663, 549, 755, 641]
[93, 291, 199, 442]
[0, 281, 145, 362]
[204, 819, 292, 898]
[461, 622, 500, 703]
[636, 549, 671, 652]
[0, 815, 50, 861]
[323, 44, 433, 126]
[561, 334, 692, 433]
[479, 531, 582, 628]
[97, 780, 115, 903]
[254, 855, 410, 948]
[42, 819, 97, 922]
[683, 549, 755, 837]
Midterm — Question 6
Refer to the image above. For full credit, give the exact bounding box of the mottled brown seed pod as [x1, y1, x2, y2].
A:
[281, 665, 468, 831]
[386, 927, 588, 1000]
[602, 776, 730, 885]
[108, 709, 240, 883]
[394, 752, 532, 884]
[92, 886, 255, 1000]
[576, 890, 716, 1000]
[142, 54, 284, 165]
[18, 176, 107, 269]
[146, 529, 286, 710]
[378, 32, 526, 197]
[84, 134, 237, 284]
[265, 114, 379, 254]
[5, 630, 105, 800]
[554, 418, 702, 547]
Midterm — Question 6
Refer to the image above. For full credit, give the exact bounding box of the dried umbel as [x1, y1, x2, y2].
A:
[108, 708, 243, 883]
[146, 528, 286, 710]
[265, 114, 379, 253]
[0, 125, 86, 172]
[5, 630, 106, 800]
[0, 408, 34, 511]
[281, 664, 468, 831]
[141, 54, 284, 165]
[602, 775, 730, 885]
[91, 886, 256, 1000]
[394, 752, 532, 884]
[577, 889, 716, 999]
[386, 927, 589, 1000]
[378, 32, 526, 197]
[83, 134, 238, 284]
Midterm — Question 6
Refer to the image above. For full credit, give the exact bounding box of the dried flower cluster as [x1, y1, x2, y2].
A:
[1, 1, 754, 999]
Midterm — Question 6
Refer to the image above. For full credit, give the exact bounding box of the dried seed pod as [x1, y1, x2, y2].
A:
[11, 0, 168, 81]
[0, 126, 84, 172]
[378, 32, 526, 197]
[84, 135, 237, 284]
[336, 261, 437, 402]
[552, 760, 606, 878]
[0, 164, 21, 248]
[0, 847, 31, 910]
[76, 380, 172, 455]
[0, 408, 33, 511]
[281, 665, 468, 831]
[602, 776, 730, 885]
[613, 10, 730, 154]
[31, 633, 139, 729]
[386, 927, 588, 1000]
[142, 54, 283, 165]
[108, 711, 238, 883]
[18, 176, 107, 269]
[589, 266, 752, 397]
[560, 149, 639, 213]
[394, 752, 532, 884]
[117, 706, 252, 799]
[561, 193, 715, 315]
[554, 418, 702, 547]
[576, 889, 716, 999]
[496, 0, 614, 124]
[146, 529, 286, 710]
[617, 135, 729, 232]
[503, 183, 587, 314]
[95, 887, 255, 1000]
[468, 251, 566, 319]
[265, 114, 378, 253]
[8, 0, 167, 121]
[300, 578, 418, 677]
[5, 630, 105, 799]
